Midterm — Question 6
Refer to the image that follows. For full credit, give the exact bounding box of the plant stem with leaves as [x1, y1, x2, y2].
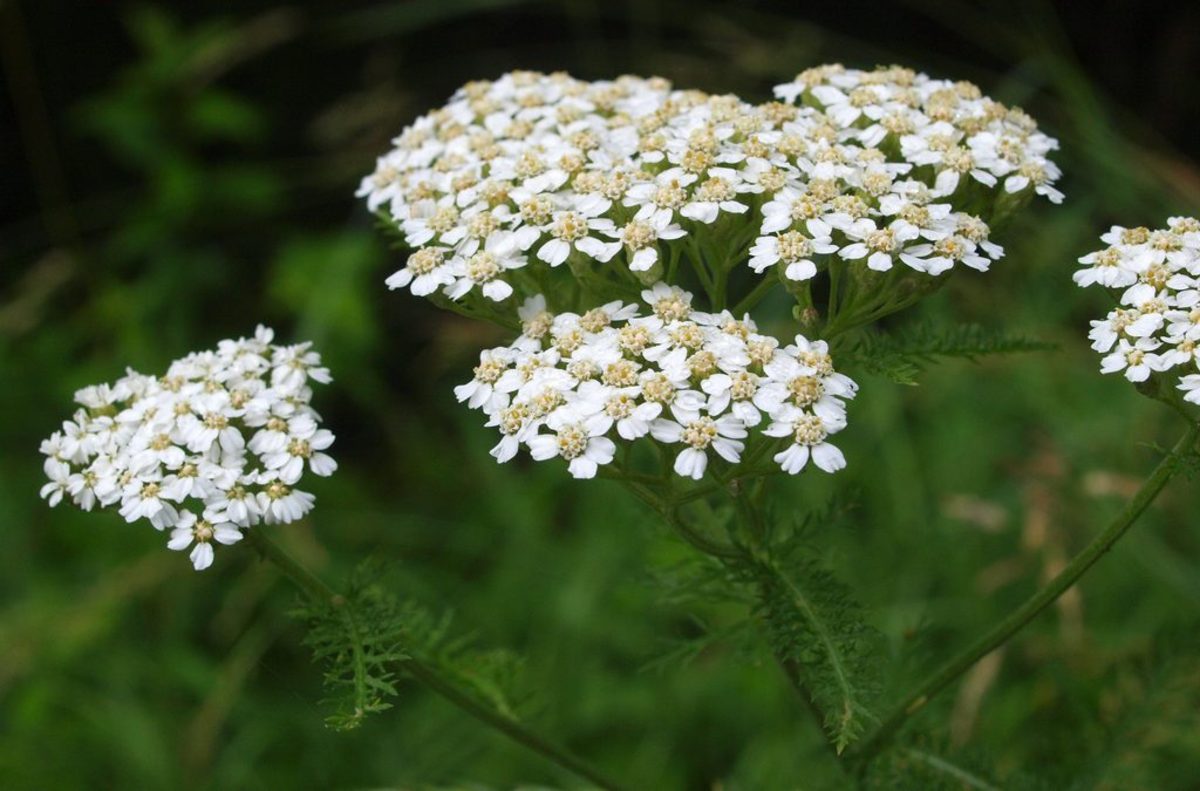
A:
[617, 461, 879, 761]
[243, 529, 630, 791]
[848, 421, 1200, 766]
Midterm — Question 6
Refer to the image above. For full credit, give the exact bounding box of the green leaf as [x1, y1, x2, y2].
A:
[845, 322, 1056, 386]
[290, 560, 527, 730]
[726, 502, 883, 753]
[290, 562, 409, 730]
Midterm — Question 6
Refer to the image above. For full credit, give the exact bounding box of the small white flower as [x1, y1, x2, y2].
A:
[838, 218, 923, 272]
[702, 370, 765, 426]
[257, 478, 316, 524]
[526, 408, 616, 479]
[748, 221, 837, 281]
[763, 403, 847, 474]
[650, 410, 746, 480]
[680, 169, 756, 224]
[810, 83, 887, 128]
[1179, 373, 1200, 405]
[261, 425, 337, 484]
[1100, 337, 1160, 382]
[624, 167, 697, 226]
[454, 347, 516, 411]
[119, 476, 179, 528]
[446, 232, 526, 301]
[206, 480, 263, 527]
[40, 459, 70, 507]
[602, 214, 686, 272]
[537, 206, 614, 267]
[167, 511, 243, 571]
[386, 246, 456, 296]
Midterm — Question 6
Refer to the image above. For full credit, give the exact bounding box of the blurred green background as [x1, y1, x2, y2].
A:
[4, 1, 1200, 788]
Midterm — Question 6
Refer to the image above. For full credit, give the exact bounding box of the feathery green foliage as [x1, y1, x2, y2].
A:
[290, 562, 410, 730]
[844, 322, 1057, 386]
[1079, 655, 1200, 790]
[401, 606, 528, 721]
[292, 561, 528, 731]
[728, 501, 884, 754]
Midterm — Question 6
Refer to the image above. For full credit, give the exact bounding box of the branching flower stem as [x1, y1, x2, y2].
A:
[847, 421, 1200, 767]
[614, 460, 855, 765]
[731, 276, 779, 317]
[243, 529, 630, 791]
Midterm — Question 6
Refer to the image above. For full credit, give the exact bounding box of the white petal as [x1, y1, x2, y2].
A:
[774, 444, 810, 474]
[190, 543, 215, 571]
[650, 419, 682, 443]
[673, 448, 707, 480]
[811, 443, 846, 473]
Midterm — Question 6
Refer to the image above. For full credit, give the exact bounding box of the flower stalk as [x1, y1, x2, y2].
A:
[847, 421, 1199, 766]
[243, 529, 630, 791]
[617, 459, 863, 762]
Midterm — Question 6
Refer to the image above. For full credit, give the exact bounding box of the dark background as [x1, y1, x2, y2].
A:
[4, 1, 1200, 788]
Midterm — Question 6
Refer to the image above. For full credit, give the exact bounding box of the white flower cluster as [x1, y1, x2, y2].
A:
[457, 284, 857, 480]
[1074, 217, 1200, 403]
[38, 327, 337, 571]
[360, 67, 1060, 304]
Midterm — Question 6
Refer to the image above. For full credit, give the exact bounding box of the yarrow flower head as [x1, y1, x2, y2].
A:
[362, 68, 1061, 491]
[457, 286, 857, 480]
[361, 67, 1060, 315]
[38, 327, 337, 571]
[1074, 217, 1200, 402]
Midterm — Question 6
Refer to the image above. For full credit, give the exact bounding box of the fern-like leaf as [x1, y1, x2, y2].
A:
[291, 561, 410, 730]
[732, 551, 881, 753]
[717, 499, 880, 752]
[291, 561, 528, 730]
[845, 322, 1056, 386]
[404, 606, 528, 720]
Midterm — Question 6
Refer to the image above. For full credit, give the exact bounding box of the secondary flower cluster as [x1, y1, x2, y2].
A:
[457, 284, 857, 480]
[360, 67, 1059, 307]
[38, 327, 336, 570]
[1075, 217, 1200, 403]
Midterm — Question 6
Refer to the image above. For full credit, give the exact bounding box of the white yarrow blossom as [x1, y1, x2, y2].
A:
[38, 327, 337, 571]
[1075, 218, 1200, 398]
[362, 68, 1061, 309]
[763, 403, 848, 474]
[457, 285, 857, 481]
[357, 68, 1062, 492]
[651, 411, 747, 480]
[167, 511, 244, 571]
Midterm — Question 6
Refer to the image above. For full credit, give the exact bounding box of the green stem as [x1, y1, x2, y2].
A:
[731, 276, 777, 316]
[616, 477, 743, 559]
[687, 253, 717, 306]
[629, 463, 851, 762]
[848, 423, 1199, 766]
[729, 486, 853, 764]
[244, 530, 629, 791]
[711, 271, 728, 311]
[828, 261, 842, 319]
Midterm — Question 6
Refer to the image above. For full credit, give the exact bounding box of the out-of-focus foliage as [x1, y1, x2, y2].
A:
[3, 1, 1200, 788]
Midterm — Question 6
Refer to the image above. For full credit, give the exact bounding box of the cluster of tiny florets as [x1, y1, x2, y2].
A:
[360, 67, 1060, 305]
[38, 327, 336, 570]
[1075, 217, 1200, 402]
[457, 284, 857, 480]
